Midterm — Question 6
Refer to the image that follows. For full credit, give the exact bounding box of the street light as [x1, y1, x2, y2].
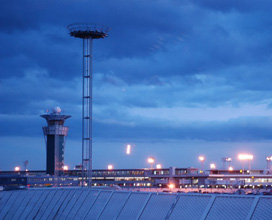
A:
[222, 157, 232, 170]
[14, 166, 20, 171]
[108, 164, 113, 170]
[156, 164, 162, 169]
[63, 165, 69, 171]
[229, 166, 234, 171]
[210, 163, 216, 169]
[148, 157, 155, 168]
[266, 156, 272, 170]
[238, 154, 253, 174]
[199, 156, 205, 173]
[24, 160, 29, 171]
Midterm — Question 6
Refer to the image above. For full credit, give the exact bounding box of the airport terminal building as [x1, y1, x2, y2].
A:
[1, 167, 272, 190]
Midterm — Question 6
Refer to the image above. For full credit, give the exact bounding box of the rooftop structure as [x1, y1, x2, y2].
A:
[1, 188, 272, 219]
[67, 23, 110, 187]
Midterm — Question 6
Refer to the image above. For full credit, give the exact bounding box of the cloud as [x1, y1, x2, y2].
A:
[2, 0, 272, 170]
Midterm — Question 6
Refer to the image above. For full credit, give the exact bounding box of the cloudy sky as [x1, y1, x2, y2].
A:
[1, 0, 272, 171]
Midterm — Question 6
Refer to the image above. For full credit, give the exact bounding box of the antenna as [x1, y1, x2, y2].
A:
[67, 23, 110, 187]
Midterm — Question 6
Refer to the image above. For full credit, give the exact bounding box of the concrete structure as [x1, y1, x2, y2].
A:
[67, 23, 110, 187]
[40, 106, 71, 176]
[0, 188, 272, 219]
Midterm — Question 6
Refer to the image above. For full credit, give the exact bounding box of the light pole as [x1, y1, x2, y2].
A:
[148, 157, 155, 169]
[266, 156, 272, 170]
[23, 160, 29, 171]
[222, 157, 232, 170]
[238, 154, 253, 174]
[199, 156, 205, 173]
[210, 163, 216, 169]
[68, 23, 110, 188]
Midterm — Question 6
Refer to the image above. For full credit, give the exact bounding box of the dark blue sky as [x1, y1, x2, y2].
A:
[1, 0, 272, 171]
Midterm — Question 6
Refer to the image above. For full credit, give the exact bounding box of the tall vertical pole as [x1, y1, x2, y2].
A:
[81, 39, 85, 187]
[81, 37, 93, 187]
[68, 23, 110, 188]
[89, 38, 93, 187]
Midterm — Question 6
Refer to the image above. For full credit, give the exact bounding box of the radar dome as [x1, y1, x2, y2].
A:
[53, 106, 61, 114]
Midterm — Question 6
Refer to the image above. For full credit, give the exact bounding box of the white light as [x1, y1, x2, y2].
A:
[210, 163, 216, 169]
[168, 183, 175, 189]
[148, 157, 155, 164]
[266, 156, 272, 161]
[229, 166, 234, 171]
[63, 165, 69, 171]
[238, 154, 253, 160]
[14, 166, 20, 171]
[108, 164, 113, 170]
[199, 156, 205, 161]
[156, 164, 162, 169]
[126, 144, 131, 155]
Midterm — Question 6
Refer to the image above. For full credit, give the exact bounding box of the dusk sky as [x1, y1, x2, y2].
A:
[1, 0, 272, 171]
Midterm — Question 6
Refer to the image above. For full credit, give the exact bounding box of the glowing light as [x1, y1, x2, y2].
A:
[238, 154, 253, 160]
[126, 144, 131, 155]
[168, 183, 175, 189]
[108, 164, 113, 170]
[148, 157, 155, 168]
[210, 163, 216, 169]
[199, 156, 205, 162]
[229, 166, 234, 171]
[225, 157, 232, 162]
[14, 166, 20, 171]
[156, 164, 162, 169]
[148, 157, 155, 164]
[266, 156, 272, 161]
[63, 165, 69, 171]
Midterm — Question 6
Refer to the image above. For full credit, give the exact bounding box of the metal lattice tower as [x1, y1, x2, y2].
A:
[68, 23, 110, 187]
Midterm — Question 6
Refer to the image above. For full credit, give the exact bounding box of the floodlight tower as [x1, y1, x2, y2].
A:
[67, 23, 110, 187]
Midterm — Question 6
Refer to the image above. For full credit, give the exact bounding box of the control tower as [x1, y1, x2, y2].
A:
[41, 106, 71, 176]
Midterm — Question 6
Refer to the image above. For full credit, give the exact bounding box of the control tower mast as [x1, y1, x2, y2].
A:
[67, 23, 110, 187]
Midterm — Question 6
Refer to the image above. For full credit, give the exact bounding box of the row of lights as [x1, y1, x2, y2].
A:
[14, 165, 69, 172]
[107, 157, 162, 170]
[198, 154, 258, 172]
[14, 153, 272, 172]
